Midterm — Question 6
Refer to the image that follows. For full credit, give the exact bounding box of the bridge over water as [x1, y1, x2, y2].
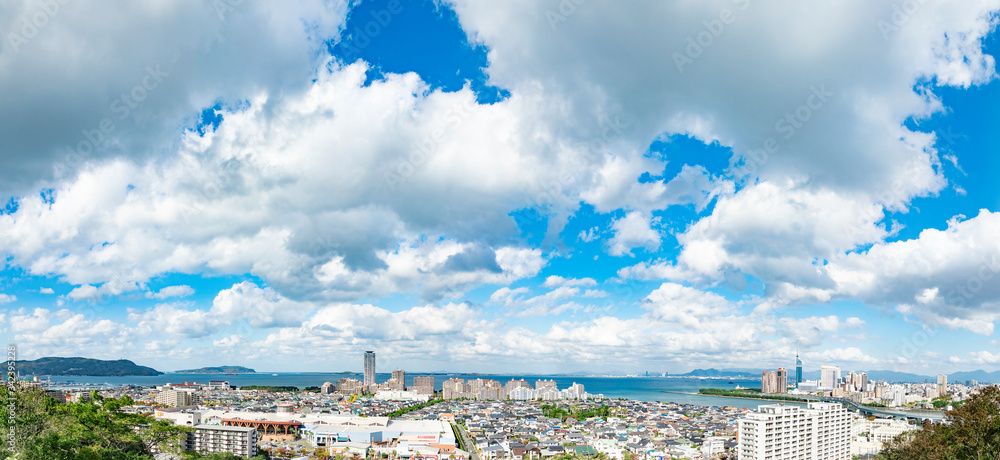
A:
[800, 395, 946, 422]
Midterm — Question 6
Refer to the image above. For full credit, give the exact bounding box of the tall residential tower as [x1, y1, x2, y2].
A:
[937, 374, 948, 396]
[738, 402, 851, 459]
[389, 369, 406, 391]
[363, 351, 376, 387]
[821, 365, 841, 390]
[761, 368, 788, 394]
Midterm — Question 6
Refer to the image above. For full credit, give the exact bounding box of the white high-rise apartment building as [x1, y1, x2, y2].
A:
[509, 386, 535, 400]
[820, 365, 841, 390]
[364, 351, 376, 388]
[738, 402, 851, 460]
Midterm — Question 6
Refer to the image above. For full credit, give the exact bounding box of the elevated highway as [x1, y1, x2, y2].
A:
[799, 395, 946, 422]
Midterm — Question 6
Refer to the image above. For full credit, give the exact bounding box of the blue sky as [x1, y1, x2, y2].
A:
[1, 0, 1000, 375]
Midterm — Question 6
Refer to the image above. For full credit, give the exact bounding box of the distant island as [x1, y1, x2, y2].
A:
[3, 357, 161, 376]
[174, 366, 256, 374]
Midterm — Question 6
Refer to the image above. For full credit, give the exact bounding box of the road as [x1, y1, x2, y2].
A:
[452, 422, 481, 460]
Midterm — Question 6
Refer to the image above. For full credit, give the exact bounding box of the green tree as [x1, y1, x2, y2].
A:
[879, 385, 1000, 459]
[1, 385, 190, 460]
[0, 383, 61, 457]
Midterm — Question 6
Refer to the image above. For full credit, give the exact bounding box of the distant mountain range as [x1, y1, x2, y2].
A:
[3, 357, 161, 376]
[676, 368, 999, 383]
[174, 366, 256, 374]
[677, 368, 761, 378]
[943, 370, 1000, 383]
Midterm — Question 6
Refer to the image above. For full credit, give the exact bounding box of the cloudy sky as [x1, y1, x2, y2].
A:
[1, 0, 1000, 375]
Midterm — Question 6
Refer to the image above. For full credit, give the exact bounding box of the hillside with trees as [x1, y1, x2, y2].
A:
[0, 384, 268, 459]
[4, 357, 162, 376]
[174, 366, 255, 374]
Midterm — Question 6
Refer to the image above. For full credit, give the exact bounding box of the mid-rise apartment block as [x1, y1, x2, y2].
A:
[188, 425, 258, 458]
[443, 378, 474, 399]
[411, 376, 435, 395]
[535, 379, 557, 390]
[335, 377, 363, 394]
[156, 389, 197, 407]
[387, 369, 406, 391]
[738, 402, 851, 460]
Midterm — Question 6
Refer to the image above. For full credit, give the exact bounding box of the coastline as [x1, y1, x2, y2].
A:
[43, 374, 770, 405]
[662, 390, 806, 403]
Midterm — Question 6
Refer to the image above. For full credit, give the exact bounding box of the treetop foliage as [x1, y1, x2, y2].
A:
[878, 385, 1000, 459]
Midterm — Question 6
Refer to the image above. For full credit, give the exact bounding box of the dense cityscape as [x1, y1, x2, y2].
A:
[5, 350, 997, 459]
[3, 0, 1000, 458]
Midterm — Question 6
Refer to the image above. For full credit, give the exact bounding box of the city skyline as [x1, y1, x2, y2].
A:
[10, 347, 994, 383]
[2, 1, 1000, 376]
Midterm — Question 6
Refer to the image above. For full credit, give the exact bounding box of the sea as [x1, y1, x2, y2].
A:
[40, 372, 805, 410]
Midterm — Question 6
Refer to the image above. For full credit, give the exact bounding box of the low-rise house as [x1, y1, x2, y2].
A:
[481, 445, 505, 460]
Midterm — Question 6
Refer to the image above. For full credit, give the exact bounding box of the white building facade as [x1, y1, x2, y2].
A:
[188, 425, 258, 458]
[820, 366, 841, 390]
[738, 402, 851, 460]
